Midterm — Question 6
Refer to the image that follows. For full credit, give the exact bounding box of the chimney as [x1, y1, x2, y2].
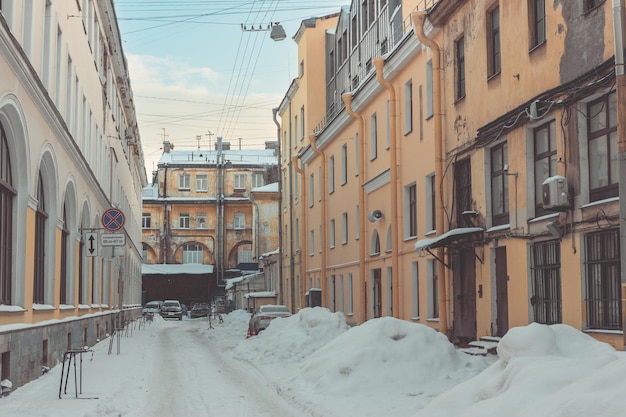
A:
[215, 141, 230, 150]
[163, 141, 173, 153]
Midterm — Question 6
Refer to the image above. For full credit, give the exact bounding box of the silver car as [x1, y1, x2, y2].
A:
[248, 305, 292, 335]
[160, 300, 183, 320]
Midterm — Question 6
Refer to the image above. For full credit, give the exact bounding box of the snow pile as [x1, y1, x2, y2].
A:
[282, 316, 492, 416]
[412, 323, 626, 417]
[233, 307, 350, 363]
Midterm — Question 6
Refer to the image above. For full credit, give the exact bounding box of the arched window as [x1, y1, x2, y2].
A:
[370, 230, 380, 256]
[0, 124, 15, 305]
[34, 171, 47, 304]
[60, 204, 69, 304]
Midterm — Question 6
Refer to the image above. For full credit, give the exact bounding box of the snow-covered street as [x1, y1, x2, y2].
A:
[1, 308, 626, 417]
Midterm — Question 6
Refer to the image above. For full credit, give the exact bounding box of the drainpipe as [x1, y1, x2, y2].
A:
[412, 11, 449, 335]
[272, 108, 285, 307]
[374, 57, 401, 318]
[309, 134, 327, 302]
[612, 0, 626, 348]
[342, 93, 367, 321]
[293, 156, 307, 307]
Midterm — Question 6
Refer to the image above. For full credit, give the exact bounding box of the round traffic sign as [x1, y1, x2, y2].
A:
[102, 208, 126, 232]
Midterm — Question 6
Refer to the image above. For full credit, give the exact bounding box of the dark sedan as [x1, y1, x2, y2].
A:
[190, 303, 211, 318]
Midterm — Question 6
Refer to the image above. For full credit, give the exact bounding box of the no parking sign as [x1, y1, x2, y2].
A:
[102, 207, 125, 232]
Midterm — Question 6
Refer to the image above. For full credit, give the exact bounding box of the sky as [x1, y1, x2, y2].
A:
[113, 0, 349, 176]
[1, 307, 625, 417]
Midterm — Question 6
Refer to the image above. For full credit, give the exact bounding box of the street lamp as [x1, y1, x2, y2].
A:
[240, 22, 287, 41]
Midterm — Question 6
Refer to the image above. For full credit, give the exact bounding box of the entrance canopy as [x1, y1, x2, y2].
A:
[415, 227, 483, 256]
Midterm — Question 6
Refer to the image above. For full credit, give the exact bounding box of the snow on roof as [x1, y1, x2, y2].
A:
[141, 263, 214, 275]
[251, 182, 279, 192]
[244, 291, 277, 299]
[158, 149, 277, 166]
[414, 227, 483, 254]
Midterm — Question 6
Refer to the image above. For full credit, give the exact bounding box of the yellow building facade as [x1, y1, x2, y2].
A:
[280, 0, 626, 350]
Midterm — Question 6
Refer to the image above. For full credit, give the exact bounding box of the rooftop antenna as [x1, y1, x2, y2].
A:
[196, 135, 201, 150]
[206, 130, 214, 150]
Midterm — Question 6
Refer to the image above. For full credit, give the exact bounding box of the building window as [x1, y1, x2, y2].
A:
[404, 79, 413, 134]
[0, 124, 14, 305]
[299, 60, 304, 77]
[412, 261, 419, 318]
[234, 212, 245, 229]
[426, 174, 436, 232]
[237, 245, 253, 263]
[341, 144, 348, 185]
[355, 132, 359, 175]
[196, 174, 208, 192]
[142, 242, 148, 264]
[60, 206, 69, 305]
[34, 172, 47, 304]
[405, 183, 417, 238]
[347, 273, 354, 315]
[370, 230, 380, 255]
[491, 142, 509, 226]
[342, 212, 348, 244]
[329, 155, 335, 194]
[428, 259, 438, 319]
[142, 212, 151, 228]
[534, 121, 557, 216]
[234, 174, 246, 190]
[370, 113, 377, 160]
[300, 106, 305, 139]
[182, 243, 203, 264]
[588, 91, 618, 202]
[179, 173, 190, 189]
[454, 159, 473, 228]
[530, 240, 562, 325]
[196, 213, 207, 229]
[309, 173, 315, 207]
[295, 219, 300, 250]
[455, 36, 465, 100]
[252, 173, 264, 188]
[179, 213, 190, 229]
[330, 218, 336, 248]
[309, 230, 315, 256]
[426, 60, 433, 118]
[487, 6, 501, 77]
[529, 0, 546, 49]
[585, 229, 621, 330]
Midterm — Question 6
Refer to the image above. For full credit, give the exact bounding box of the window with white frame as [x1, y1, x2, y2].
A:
[300, 106, 305, 139]
[234, 212, 245, 229]
[196, 174, 208, 192]
[309, 173, 315, 207]
[426, 60, 433, 118]
[182, 243, 203, 264]
[319, 225, 323, 253]
[142, 212, 151, 228]
[341, 144, 348, 185]
[587, 91, 618, 202]
[355, 132, 359, 175]
[370, 113, 377, 160]
[330, 219, 336, 248]
[179, 213, 190, 229]
[342, 212, 348, 244]
[426, 174, 436, 232]
[295, 219, 300, 250]
[347, 273, 354, 315]
[428, 259, 438, 319]
[329, 155, 335, 194]
[234, 174, 246, 190]
[355, 205, 360, 239]
[252, 173, 265, 188]
[309, 230, 315, 256]
[404, 79, 413, 134]
[412, 261, 419, 318]
[196, 213, 207, 229]
[405, 183, 417, 238]
[238, 245, 253, 263]
[179, 173, 191, 189]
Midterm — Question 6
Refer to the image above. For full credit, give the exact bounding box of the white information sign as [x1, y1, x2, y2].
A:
[85, 232, 99, 257]
[101, 233, 126, 246]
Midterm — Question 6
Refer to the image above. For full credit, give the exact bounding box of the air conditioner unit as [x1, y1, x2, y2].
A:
[542, 175, 569, 211]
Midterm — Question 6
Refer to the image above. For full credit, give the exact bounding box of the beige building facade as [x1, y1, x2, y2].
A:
[141, 141, 280, 309]
[0, 1, 148, 389]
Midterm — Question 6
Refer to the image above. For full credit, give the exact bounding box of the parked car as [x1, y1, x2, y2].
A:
[248, 305, 292, 335]
[190, 303, 210, 318]
[142, 301, 163, 316]
[160, 300, 183, 320]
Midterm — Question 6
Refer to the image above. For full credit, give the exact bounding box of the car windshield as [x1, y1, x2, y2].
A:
[145, 303, 160, 308]
[164, 302, 179, 307]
